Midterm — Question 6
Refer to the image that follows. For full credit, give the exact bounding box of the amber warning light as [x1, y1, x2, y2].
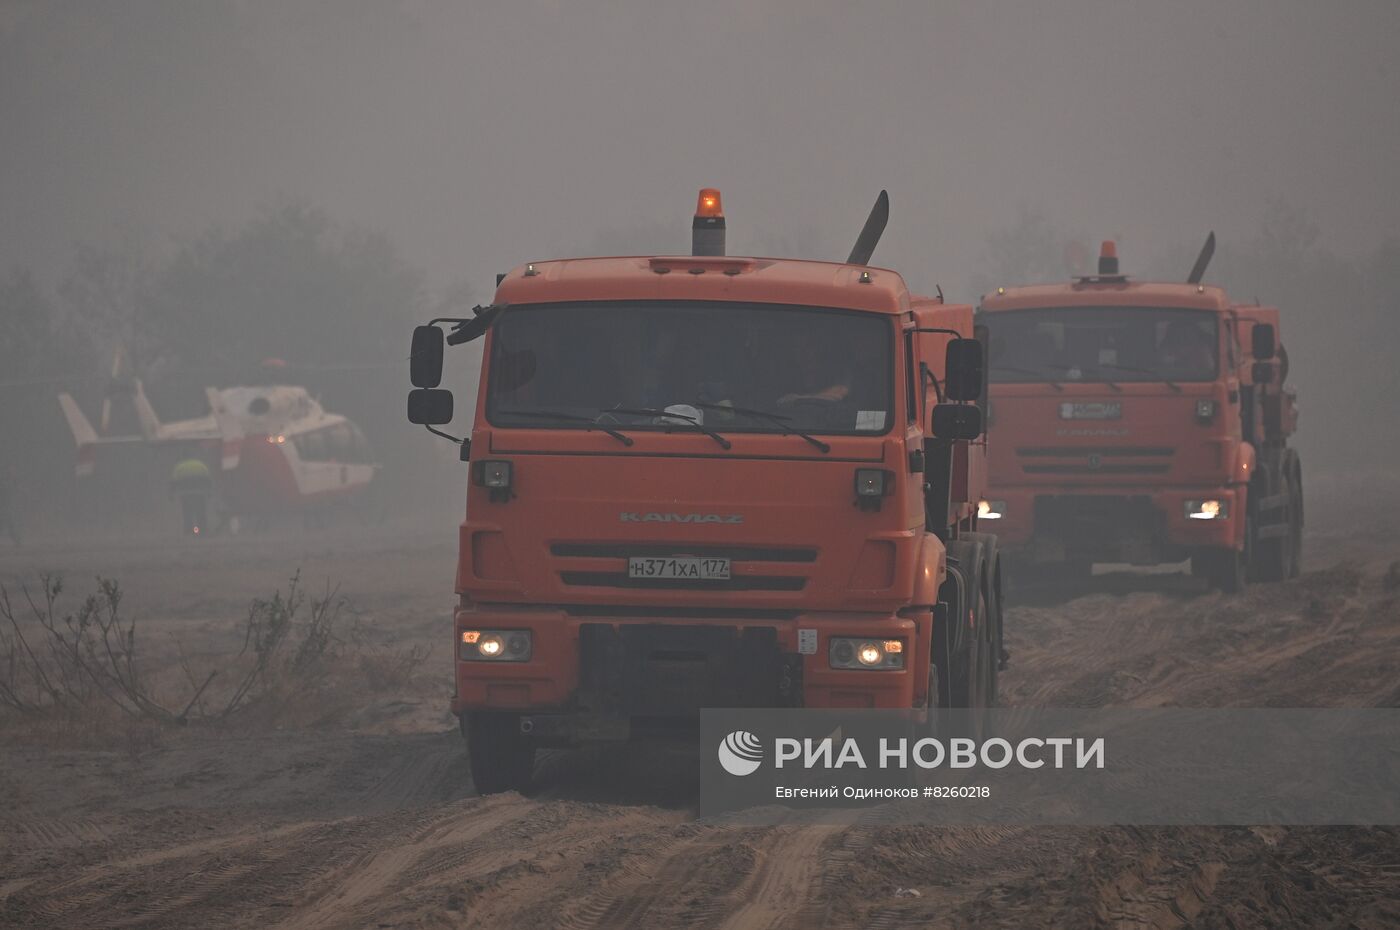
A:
[1098, 240, 1119, 275]
[696, 188, 724, 218]
[692, 187, 726, 256]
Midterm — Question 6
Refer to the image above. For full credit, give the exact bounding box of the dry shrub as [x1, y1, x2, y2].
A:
[0, 571, 426, 740]
[355, 648, 427, 693]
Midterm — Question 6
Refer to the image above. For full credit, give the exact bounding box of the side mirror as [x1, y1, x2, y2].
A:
[1251, 323, 1276, 360]
[944, 338, 984, 402]
[410, 325, 444, 388]
[931, 403, 983, 440]
[1252, 361, 1275, 385]
[407, 388, 454, 425]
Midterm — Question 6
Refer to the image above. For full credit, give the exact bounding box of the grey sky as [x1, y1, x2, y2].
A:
[4, 0, 1398, 301]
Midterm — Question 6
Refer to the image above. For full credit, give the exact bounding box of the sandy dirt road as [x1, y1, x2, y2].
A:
[2, 474, 1398, 929]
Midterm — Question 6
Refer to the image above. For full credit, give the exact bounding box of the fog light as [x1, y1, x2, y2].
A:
[1195, 399, 1217, 423]
[1185, 499, 1229, 520]
[460, 628, 532, 661]
[854, 469, 890, 498]
[977, 499, 1006, 520]
[829, 636, 905, 670]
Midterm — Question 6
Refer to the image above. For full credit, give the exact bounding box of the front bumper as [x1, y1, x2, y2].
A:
[991, 486, 1241, 561]
[451, 604, 924, 733]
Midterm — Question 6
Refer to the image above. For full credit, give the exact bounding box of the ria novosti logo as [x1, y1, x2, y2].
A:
[715, 729, 1106, 775]
[718, 730, 764, 776]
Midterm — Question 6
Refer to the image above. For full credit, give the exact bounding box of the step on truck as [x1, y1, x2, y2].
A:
[407, 189, 1002, 793]
[977, 236, 1301, 592]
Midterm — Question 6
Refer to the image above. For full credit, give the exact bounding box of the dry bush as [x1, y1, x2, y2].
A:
[0, 571, 426, 737]
[0, 575, 194, 721]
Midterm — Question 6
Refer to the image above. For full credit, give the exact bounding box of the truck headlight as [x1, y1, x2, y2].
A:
[473, 460, 513, 489]
[977, 499, 1006, 520]
[1185, 499, 1229, 520]
[854, 469, 891, 498]
[460, 628, 532, 661]
[829, 637, 904, 670]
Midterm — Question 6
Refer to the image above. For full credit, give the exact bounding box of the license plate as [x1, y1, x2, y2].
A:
[627, 556, 731, 580]
[1060, 402, 1122, 420]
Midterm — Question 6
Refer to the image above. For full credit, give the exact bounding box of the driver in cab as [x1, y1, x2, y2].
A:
[1158, 320, 1216, 373]
[778, 340, 851, 406]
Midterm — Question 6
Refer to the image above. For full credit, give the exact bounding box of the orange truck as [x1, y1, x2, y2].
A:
[977, 236, 1301, 592]
[406, 190, 1003, 792]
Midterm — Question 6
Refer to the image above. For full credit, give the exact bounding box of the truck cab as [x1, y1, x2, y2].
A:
[407, 190, 1002, 792]
[977, 238, 1301, 591]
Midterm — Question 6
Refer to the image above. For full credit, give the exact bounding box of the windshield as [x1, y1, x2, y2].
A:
[485, 301, 893, 436]
[984, 306, 1219, 383]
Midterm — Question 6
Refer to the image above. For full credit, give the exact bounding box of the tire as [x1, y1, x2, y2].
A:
[1194, 499, 1252, 593]
[1288, 455, 1304, 579]
[965, 532, 1007, 678]
[952, 565, 996, 711]
[463, 712, 535, 795]
[1193, 545, 1246, 593]
[937, 537, 999, 737]
[1255, 469, 1298, 583]
[952, 582, 996, 739]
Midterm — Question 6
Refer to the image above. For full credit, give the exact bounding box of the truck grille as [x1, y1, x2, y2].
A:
[1017, 446, 1174, 475]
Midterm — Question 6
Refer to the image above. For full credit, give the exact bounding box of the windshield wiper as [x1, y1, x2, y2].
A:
[496, 409, 634, 446]
[990, 364, 1065, 392]
[607, 407, 732, 449]
[1094, 363, 1182, 392]
[693, 402, 830, 453]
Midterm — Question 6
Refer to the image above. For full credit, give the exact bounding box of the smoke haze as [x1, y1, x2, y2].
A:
[3, 0, 1398, 510]
[6, 1, 1399, 291]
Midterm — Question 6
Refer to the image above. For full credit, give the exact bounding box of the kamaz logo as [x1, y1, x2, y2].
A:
[620, 512, 744, 524]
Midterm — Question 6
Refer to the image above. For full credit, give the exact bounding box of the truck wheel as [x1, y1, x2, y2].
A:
[1255, 471, 1298, 583]
[463, 712, 534, 795]
[1288, 455, 1304, 579]
[1193, 546, 1245, 593]
[946, 582, 1002, 739]
[978, 558, 1001, 706]
[950, 575, 994, 727]
[965, 533, 1008, 676]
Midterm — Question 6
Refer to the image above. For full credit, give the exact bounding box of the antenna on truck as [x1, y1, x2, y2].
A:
[1187, 231, 1216, 284]
[846, 190, 889, 266]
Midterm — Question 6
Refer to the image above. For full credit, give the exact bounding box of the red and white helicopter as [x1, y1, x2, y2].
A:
[58, 355, 378, 521]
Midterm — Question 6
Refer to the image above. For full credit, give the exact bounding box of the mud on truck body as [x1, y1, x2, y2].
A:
[407, 190, 1003, 792]
[977, 236, 1301, 592]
